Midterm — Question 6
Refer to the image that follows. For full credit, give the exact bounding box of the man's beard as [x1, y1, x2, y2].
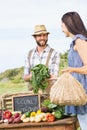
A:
[36, 40, 48, 47]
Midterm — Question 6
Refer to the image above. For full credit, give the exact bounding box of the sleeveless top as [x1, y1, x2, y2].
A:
[65, 34, 87, 115]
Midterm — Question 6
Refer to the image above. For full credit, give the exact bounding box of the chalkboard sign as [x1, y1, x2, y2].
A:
[12, 94, 40, 113]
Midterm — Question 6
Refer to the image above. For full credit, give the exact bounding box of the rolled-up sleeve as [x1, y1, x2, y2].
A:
[23, 58, 30, 76]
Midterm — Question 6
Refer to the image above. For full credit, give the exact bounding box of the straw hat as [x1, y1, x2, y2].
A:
[32, 25, 50, 36]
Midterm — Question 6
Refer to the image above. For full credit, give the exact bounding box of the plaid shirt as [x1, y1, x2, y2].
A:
[24, 45, 60, 76]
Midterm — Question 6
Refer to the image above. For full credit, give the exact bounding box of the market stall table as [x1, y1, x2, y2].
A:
[0, 117, 78, 130]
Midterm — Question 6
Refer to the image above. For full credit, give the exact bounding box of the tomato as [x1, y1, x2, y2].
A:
[3, 110, 12, 119]
[46, 113, 55, 122]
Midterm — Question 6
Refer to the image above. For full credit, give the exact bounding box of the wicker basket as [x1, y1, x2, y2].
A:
[50, 73, 87, 106]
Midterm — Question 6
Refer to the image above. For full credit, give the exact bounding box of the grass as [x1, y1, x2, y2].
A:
[0, 81, 28, 96]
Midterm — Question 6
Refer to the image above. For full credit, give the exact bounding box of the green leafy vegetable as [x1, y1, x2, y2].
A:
[41, 99, 65, 118]
[30, 64, 50, 93]
[54, 110, 63, 119]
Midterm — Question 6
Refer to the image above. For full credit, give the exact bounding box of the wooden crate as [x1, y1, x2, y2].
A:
[1, 92, 33, 111]
[0, 92, 48, 111]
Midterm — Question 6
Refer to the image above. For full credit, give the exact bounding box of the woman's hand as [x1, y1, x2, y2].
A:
[62, 67, 74, 73]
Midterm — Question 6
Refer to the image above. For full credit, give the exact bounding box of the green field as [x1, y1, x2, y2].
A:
[0, 81, 28, 96]
[0, 66, 28, 96]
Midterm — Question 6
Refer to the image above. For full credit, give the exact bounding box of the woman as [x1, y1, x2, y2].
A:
[61, 11, 87, 130]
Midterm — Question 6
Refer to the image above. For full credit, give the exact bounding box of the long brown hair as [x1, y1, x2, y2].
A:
[61, 12, 87, 37]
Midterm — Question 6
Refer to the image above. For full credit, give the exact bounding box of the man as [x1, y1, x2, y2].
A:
[23, 25, 60, 93]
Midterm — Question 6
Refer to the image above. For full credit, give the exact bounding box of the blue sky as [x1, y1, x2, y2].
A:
[0, 0, 87, 73]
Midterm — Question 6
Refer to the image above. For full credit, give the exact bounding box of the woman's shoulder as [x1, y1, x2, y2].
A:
[70, 34, 87, 47]
[73, 34, 87, 41]
[74, 35, 87, 51]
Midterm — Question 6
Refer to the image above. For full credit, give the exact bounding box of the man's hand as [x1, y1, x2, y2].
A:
[23, 72, 32, 82]
[48, 74, 58, 81]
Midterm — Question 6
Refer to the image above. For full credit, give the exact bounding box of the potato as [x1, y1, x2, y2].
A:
[21, 114, 26, 121]
[23, 117, 30, 123]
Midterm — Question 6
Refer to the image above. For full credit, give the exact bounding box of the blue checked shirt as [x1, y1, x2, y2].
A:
[24, 45, 60, 76]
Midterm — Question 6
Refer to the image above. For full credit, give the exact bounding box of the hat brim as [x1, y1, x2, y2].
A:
[32, 31, 50, 36]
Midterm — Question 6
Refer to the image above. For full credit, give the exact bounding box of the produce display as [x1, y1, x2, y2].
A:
[0, 111, 22, 124]
[0, 99, 66, 124]
[30, 64, 50, 93]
